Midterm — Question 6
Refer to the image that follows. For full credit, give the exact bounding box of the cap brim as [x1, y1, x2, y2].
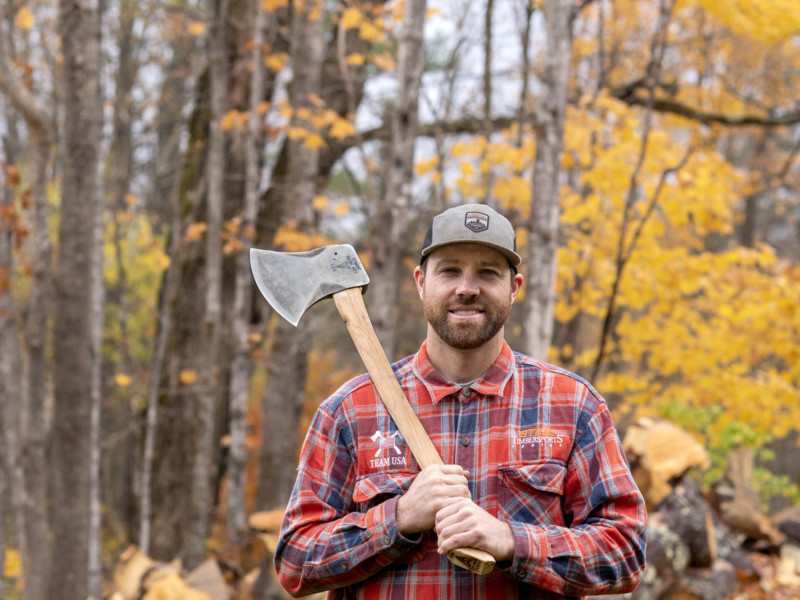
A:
[421, 241, 521, 267]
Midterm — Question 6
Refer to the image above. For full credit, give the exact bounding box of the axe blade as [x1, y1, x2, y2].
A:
[250, 244, 370, 326]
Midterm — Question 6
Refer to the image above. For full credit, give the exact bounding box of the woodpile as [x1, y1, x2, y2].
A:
[108, 546, 227, 600]
[107, 509, 325, 600]
[605, 417, 800, 600]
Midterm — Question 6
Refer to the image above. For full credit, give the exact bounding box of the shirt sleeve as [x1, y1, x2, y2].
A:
[274, 401, 422, 596]
[503, 399, 647, 597]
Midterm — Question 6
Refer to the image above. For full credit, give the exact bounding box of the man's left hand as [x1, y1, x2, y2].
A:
[433, 497, 516, 561]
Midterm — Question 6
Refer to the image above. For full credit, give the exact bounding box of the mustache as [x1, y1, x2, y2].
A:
[448, 301, 485, 311]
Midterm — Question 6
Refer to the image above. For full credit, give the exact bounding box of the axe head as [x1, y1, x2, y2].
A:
[250, 244, 369, 326]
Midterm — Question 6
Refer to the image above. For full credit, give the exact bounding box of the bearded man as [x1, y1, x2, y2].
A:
[274, 203, 647, 599]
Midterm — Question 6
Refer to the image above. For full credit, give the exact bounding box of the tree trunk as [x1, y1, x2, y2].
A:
[50, 0, 102, 595]
[521, 0, 574, 360]
[227, 0, 268, 546]
[139, 153, 185, 555]
[88, 151, 105, 600]
[144, 8, 209, 561]
[184, 0, 229, 570]
[0, 121, 22, 600]
[104, 0, 141, 545]
[369, 0, 427, 361]
[0, 13, 54, 598]
[256, 0, 325, 512]
[20, 133, 53, 600]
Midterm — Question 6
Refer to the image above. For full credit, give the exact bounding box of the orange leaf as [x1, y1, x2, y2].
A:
[329, 118, 356, 140]
[180, 369, 198, 385]
[184, 222, 208, 242]
[187, 21, 205, 36]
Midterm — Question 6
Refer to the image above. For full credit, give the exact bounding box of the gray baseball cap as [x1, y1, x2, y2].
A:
[420, 203, 521, 268]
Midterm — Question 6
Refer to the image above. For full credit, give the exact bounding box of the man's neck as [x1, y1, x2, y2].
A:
[425, 327, 505, 384]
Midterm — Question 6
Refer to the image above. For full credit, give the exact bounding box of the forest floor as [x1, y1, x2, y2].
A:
[732, 551, 800, 600]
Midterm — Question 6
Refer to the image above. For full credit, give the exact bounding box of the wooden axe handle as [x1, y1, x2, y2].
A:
[333, 287, 496, 576]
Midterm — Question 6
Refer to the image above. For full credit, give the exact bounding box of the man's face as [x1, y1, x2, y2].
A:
[414, 243, 522, 350]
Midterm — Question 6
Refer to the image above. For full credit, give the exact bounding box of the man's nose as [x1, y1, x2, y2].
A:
[455, 272, 480, 296]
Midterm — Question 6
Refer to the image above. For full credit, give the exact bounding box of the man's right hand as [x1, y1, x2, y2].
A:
[396, 464, 472, 535]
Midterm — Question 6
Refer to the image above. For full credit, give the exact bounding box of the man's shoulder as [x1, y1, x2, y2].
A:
[511, 351, 601, 398]
[511, 351, 582, 378]
[318, 372, 373, 414]
[318, 354, 416, 414]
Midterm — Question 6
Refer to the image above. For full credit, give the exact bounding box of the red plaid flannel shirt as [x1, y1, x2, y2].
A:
[275, 341, 646, 599]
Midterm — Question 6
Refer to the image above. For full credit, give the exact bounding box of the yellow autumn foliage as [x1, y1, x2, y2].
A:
[103, 212, 169, 369]
[115, 373, 133, 388]
[543, 41, 799, 445]
[340, 7, 363, 30]
[681, 0, 800, 44]
[4, 549, 21, 578]
[273, 223, 329, 252]
[15, 7, 35, 30]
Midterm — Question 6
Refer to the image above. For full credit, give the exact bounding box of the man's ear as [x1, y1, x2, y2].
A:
[413, 265, 425, 299]
[510, 272, 523, 303]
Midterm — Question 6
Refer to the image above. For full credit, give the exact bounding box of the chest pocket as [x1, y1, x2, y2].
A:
[353, 471, 416, 512]
[498, 460, 567, 526]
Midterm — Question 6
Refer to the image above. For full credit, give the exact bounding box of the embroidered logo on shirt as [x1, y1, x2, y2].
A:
[515, 427, 565, 447]
[369, 431, 407, 469]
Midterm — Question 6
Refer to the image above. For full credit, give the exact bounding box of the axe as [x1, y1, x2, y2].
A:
[250, 244, 496, 575]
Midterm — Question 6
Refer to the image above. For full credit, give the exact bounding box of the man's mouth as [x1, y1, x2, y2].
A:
[449, 309, 483, 317]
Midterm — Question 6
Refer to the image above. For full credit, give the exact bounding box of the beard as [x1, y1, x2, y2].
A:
[422, 294, 512, 350]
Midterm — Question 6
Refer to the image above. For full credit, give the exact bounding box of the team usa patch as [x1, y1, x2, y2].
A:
[369, 430, 407, 469]
[464, 211, 489, 233]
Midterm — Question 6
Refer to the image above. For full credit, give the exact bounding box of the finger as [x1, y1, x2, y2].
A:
[437, 531, 476, 555]
[434, 498, 475, 537]
[427, 471, 470, 496]
[435, 464, 470, 479]
[435, 497, 468, 524]
[436, 516, 480, 555]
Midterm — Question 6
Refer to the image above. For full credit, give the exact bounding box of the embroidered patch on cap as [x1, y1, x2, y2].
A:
[464, 211, 489, 233]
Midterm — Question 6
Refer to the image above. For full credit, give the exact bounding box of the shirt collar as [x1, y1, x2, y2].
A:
[411, 340, 516, 404]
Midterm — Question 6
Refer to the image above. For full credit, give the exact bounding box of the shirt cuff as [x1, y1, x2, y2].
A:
[367, 496, 422, 555]
[506, 521, 554, 585]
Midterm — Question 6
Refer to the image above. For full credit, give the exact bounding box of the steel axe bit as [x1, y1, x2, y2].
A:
[250, 244, 496, 576]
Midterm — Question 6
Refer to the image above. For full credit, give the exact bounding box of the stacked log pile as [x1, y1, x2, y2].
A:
[106, 510, 324, 600]
[108, 545, 232, 600]
[607, 417, 800, 600]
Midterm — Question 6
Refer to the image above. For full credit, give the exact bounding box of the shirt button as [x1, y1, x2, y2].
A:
[339, 560, 349, 571]
[516, 568, 526, 578]
[463, 388, 473, 398]
[461, 437, 471, 447]
[382, 534, 391, 545]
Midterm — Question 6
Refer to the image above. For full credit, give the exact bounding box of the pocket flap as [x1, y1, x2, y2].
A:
[353, 471, 416, 503]
[499, 460, 567, 495]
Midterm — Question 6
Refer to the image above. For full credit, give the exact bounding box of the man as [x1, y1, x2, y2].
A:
[274, 203, 646, 599]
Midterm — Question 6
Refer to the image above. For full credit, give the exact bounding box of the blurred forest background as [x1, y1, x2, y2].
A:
[1, 0, 799, 598]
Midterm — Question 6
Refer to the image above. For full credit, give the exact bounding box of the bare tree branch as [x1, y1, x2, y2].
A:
[612, 80, 800, 128]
